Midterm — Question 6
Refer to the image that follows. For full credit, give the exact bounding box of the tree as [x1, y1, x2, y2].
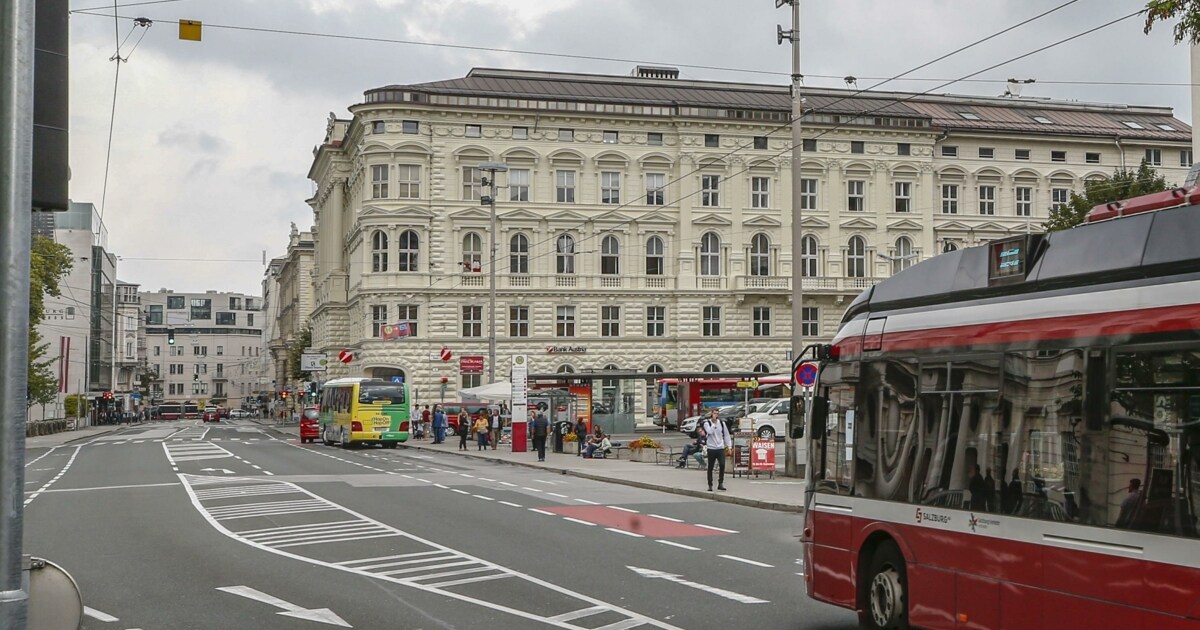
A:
[287, 327, 313, 381]
[1043, 161, 1170, 232]
[1144, 0, 1200, 44]
[27, 236, 73, 409]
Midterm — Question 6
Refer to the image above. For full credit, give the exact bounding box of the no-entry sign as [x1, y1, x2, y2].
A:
[794, 361, 818, 387]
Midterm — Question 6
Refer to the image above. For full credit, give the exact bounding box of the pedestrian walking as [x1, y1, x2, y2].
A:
[432, 406, 447, 444]
[531, 411, 550, 462]
[473, 413, 489, 450]
[574, 417, 587, 457]
[420, 405, 431, 440]
[490, 407, 501, 450]
[701, 409, 731, 491]
[458, 410, 471, 450]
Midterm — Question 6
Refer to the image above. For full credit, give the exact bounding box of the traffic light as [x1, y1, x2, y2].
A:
[280, 391, 288, 400]
[168, 329, 176, 345]
[193, 373, 198, 381]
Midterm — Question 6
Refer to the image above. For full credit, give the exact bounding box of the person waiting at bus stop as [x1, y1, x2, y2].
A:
[457, 410, 471, 451]
[701, 409, 731, 491]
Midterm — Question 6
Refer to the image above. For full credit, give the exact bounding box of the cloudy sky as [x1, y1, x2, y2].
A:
[66, 0, 1193, 296]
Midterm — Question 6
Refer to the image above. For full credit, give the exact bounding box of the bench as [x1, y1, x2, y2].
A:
[655, 447, 682, 466]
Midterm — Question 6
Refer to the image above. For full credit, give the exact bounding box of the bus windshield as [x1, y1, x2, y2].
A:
[359, 384, 405, 405]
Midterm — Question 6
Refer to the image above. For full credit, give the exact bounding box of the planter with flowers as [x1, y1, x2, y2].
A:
[627, 436, 661, 463]
[564, 431, 580, 453]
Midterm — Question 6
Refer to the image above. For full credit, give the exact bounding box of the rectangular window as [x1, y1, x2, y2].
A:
[601, 171, 621, 204]
[751, 177, 770, 209]
[1051, 150, 1066, 162]
[752, 306, 771, 337]
[753, 136, 768, 150]
[509, 306, 529, 337]
[978, 147, 994, 159]
[941, 145, 958, 158]
[801, 307, 819, 337]
[800, 178, 818, 210]
[558, 128, 574, 142]
[1051, 187, 1070, 211]
[645, 173, 666, 206]
[1015, 148, 1031, 160]
[372, 121, 384, 134]
[601, 306, 621, 337]
[153, 346, 160, 357]
[216, 312, 236, 326]
[371, 164, 388, 199]
[647, 132, 663, 146]
[555, 170, 576, 203]
[602, 130, 618, 144]
[978, 185, 996, 215]
[190, 299, 211, 320]
[167, 296, 184, 309]
[216, 345, 223, 356]
[396, 165, 420, 198]
[1183, 150, 1194, 167]
[371, 305, 387, 338]
[897, 143, 910, 156]
[646, 306, 665, 337]
[851, 141, 865, 154]
[556, 306, 576, 337]
[802, 138, 817, 152]
[509, 169, 530, 202]
[847, 180, 865, 212]
[894, 182, 911, 213]
[465, 124, 481, 138]
[248, 313, 254, 327]
[146, 305, 163, 325]
[193, 345, 207, 356]
[512, 126, 528, 140]
[1086, 152, 1101, 164]
[216, 363, 223, 377]
[941, 184, 959, 214]
[704, 134, 719, 148]
[229, 297, 242, 310]
[461, 373, 482, 389]
[702, 306, 721, 337]
[396, 305, 418, 337]
[1015, 186, 1033, 217]
[402, 120, 418, 134]
[1145, 148, 1162, 166]
[462, 306, 482, 337]
[462, 166, 481, 200]
[701, 174, 720, 207]
[1032, 115, 1054, 124]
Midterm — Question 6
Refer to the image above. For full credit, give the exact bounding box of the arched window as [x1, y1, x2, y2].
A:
[398, 229, 419, 272]
[801, 235, 818, 277]
[601, 235, 620, 275]
[509, 233, 529, 274]
[702, 363, 720, 373]
[699, 232, 721, 277]
[371, 230, 389, 272]
[752, 363, 770, 374]
[645, 236, 664, 276]
[750, 233, 770, 276]
[646, 363, 664, 374]
[462, 232, 483, 272]
[556, 364, 575, 373]
[556, 234, 575, 274]
[893, 236, 914, 275]
[943, 241, 958, 253]
[846, 236, 866, 278]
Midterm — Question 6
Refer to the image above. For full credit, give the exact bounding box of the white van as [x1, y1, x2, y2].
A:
[738, 398, 790, 439]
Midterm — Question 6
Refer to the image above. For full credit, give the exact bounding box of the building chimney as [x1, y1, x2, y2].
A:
[633, 65, 679, 80]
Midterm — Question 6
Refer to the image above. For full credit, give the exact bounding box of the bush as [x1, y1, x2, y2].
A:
[628, 436, 661, 450]
[564, 432, 579, 442]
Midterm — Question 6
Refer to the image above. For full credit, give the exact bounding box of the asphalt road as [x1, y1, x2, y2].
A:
[22, 420, 857, 630]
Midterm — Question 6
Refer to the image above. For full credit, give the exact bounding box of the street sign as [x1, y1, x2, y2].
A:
[736, 379, 759, 389]
[337, 349, 353, 364]
[510, 355, 528, 406]
[390, 376, 404, 383]
[300, 353, 328, 372]
[460, 355, 484, 374]
[794, 361, 818, 387]
[439, 346, 452, 361]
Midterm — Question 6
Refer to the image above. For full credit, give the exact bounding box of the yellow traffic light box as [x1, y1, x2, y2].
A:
[179, 20, 202, 41]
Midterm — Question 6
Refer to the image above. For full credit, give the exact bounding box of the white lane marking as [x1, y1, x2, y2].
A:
[610, 506, 639, 514]
[549, 606, 607, 623]
[478, 477, 496, 482]
[717, 555, 774, 568]
[534, 479, 558, 485]
[656, 540, 701, 551]
[606, 527, 644, 538]
[27, 481, 178, 495]
[451, 489, 470, 495]
[217, 585, 351, 627]
[24, 447, 60, 468]
[24, 446, 80, 506]
[498, 501, 523, 508]
[695, 524, 738, 534]
[473, 495, 495, 501]
[647, 514, 684, 523]
[459, 473, 474, 478]
[547, 492, 568, 498]
[528, 509, 556, 516]
[498, 481, 517, 487]
[573, 498, 598, 505]
[521, 487, 543, 493]
[83, 606, 119, 622]
[133, 440, 145, 444]
[628, 566, 769, 604]
[434, 483, 448, 489]
[563, 517, 597, 527]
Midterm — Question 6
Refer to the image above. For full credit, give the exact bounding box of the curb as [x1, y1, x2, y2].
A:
[396, 442, 803, 514]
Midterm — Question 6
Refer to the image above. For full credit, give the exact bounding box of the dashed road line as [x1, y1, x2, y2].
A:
[610, 506, 639, 514]
[25, 446, 80, 507]
[648, 514, 684, 523]
[718, 555, 773, 568]
[562, 517, 597, 527]
[656, 540, 701, 551]
[696, 524, 738, 534]
[607, 528, 644, 538]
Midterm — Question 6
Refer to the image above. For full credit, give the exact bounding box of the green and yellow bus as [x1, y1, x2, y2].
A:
[317, 378, 410, 448]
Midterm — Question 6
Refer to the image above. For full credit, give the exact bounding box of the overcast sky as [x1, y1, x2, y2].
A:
[66, 0, 1193, 297]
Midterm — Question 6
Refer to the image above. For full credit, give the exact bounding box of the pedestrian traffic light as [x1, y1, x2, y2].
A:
[168, 329, 176, 345]
[281, 391, 288, 399]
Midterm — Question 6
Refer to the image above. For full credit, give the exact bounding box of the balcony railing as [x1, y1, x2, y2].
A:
[355, 272, 876, 293]
[734, 275, 885, 293]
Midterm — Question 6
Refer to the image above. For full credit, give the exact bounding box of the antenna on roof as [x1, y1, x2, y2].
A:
[844, 76, 857, 88]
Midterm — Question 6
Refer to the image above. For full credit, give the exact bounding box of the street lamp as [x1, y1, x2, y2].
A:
[478, 162, 508, 385]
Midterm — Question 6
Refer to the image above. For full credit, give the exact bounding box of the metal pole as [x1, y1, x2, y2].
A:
[0, 1, 35, 625]
[783, 0, 803, 478]
[488, 180, 497, 384]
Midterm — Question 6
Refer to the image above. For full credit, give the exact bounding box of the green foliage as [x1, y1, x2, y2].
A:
[287, 327, 313, 380]
[64, 393, 83, 417]
[1043, 162, 1170, 232]
[1144, 0, 1200, 44]
[27, 236, 73, 408]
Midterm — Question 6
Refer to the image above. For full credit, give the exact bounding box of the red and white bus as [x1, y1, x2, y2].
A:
[803, 187, 1200, 629]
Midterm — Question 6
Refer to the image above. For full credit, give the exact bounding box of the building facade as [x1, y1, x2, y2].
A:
[114, 280, 145, 405]
[262, 256, 285, 397]
[305, 67, 1191, 414]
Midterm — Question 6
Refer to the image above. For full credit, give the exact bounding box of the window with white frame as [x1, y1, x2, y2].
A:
[396, 165, 420, 198]
[556, 234, 575, 274]
[1182, 150, 1194, 167]
[508, 168, 530, 202]
[702, 306, 721, 337]
[193, 345, 207, 356]
[371, 305, 388, 337]
[893, 236, 915, 274]
[509, 306, 529, 337]
[556, 306, 576, 337]
[699, 232, 721, 276]
[465, 124, 481, 138]
[215, 345, 222, 356]
[462, 306, 483, 337]
[645, 236, 664, 275]
[401, 120, 418, 134]
[371, 165, 388, 199]
[558, 128, 574, 142]
[397, 230, 419, 272]
[600, 236, 620, 275]
[647, 132, 663, 146]
[847, 180, 865, 212]
[801, 235, 819, 277]
[752, 306, 771, 337]
[1145, 148, 1162, 166]
[751, 176, 769, 208]
[512, 126, 528, 140]
[846, 236, 867, 278]
[978, 185, 996, 215]
[1051, 187, 1070, 212]
[701, 174, 720, 207]
[462, 373, 482, 389]
[801, 307, 819, 337]
[800, 178, 818, 210]
[894, 181, 911, 213]
[556, 170, 576, 203]
[462, 166, 481, 200]
[941, 184, 959, 214]
[371, 230, 388, 272]
[601, 171, 621, 204]
[645, 173, 666, 205]
[509, 233, 529, 274]
[397, 305, 418, 337]
[462, 232, 483, 272]
[603, 130, 618, 144]
[601, 306, 621, 337]
[749, 233, 770, 276]
[1015, 186, 1033, 217]
[702, 363, 720, 373]
[646, 306, 665, 337]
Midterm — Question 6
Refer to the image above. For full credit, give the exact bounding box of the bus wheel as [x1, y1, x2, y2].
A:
[321, 427, 335, 447]
[862, 540, 908, 630]
[756, 425, 776, 440]
[339, 428, 349, 448]
[383, 442, 397, 449]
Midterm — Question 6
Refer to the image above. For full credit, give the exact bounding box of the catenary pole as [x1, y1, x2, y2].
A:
[479, 162, 507, 384]
[0, 0, 35, 625]
[781, 0, 803, 478]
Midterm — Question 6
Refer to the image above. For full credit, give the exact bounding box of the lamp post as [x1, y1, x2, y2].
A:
[478, 162, 508, 385]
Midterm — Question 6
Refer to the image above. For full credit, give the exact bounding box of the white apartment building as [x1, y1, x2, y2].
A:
[305, 66, 1191, 414]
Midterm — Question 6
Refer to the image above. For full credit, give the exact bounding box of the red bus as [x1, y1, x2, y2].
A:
[803, 187, 1200, 629]
[657, 374, 790, 426]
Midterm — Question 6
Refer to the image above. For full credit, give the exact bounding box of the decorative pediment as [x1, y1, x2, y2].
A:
[839, 217, 878, 230]
[393, 206, 436, 219]
[799, 215, 830, 229]
[593, 211, 637, 225]
[934, 220, 973, 232]
[500, 148, 539, 163]
[499, 208, 542, 221]
[692, 213, 733, 226]
[546, 209, 591, 222]
[973, 221, 1010, 233]
[743, 214, 782, 227]
[886, 218, 924, 231]
[448, 207, 493, 220]
[359, 205, 390, 216]
[633, 212, 678, 226]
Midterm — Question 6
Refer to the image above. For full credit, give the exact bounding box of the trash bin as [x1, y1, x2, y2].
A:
[553, 421, 571, 453]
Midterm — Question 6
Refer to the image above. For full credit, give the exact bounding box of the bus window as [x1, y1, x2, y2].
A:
[360, 383, 405, 405]
[917, 356, 1001, 510]
[854, 359, 919, 504]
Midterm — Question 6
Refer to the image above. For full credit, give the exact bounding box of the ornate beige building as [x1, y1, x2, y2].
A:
[304, 66, 1190, 412]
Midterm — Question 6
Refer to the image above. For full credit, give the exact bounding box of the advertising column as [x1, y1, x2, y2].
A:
[510, 354, 528, 453]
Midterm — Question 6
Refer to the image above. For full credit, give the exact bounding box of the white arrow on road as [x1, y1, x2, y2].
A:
[217, 586, 351, 627]
[627, 566, 769, 604]
[201, 468, 235, 474]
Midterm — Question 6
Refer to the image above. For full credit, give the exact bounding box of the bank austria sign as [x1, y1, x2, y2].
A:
[545, 345, 587, 354]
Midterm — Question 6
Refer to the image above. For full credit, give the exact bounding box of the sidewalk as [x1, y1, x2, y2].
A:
[25, 423, 137, 449]
[266, 422, 804, 513]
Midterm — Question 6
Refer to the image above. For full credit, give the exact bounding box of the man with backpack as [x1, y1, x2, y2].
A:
[701, 408, 732, 492]
[532, 412, 550, 462]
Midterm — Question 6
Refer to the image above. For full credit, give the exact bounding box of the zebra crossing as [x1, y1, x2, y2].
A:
[179, 474, 680, 629]
[163, 441, 235, 464]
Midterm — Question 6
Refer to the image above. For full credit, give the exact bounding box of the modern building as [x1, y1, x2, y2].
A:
[304, 66, 1191, 417]
[140, 289, 264, 410]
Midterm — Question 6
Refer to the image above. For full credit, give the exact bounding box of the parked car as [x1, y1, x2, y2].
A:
[739, 398, 790, 440]
[229, 409, 246, 418]
[201, 406, 221, 423]
[299, 408, 320, 443]
[439, 402, 490, 435]
[680, 404, 747, 435]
